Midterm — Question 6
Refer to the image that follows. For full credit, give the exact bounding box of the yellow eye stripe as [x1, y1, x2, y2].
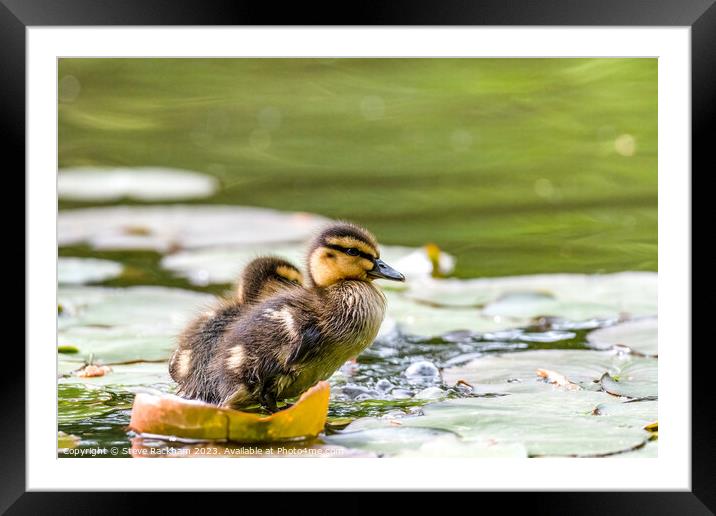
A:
[275, 265, 303, 284]
[326, 236, 378, 258]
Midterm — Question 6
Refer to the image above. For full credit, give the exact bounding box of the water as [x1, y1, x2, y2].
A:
[58, 309, 610, 457]
[57, 58, 657, 457]
[58, 58, 657, 279]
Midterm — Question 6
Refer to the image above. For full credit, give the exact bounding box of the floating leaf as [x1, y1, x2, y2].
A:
[587, 318, 657, 357]
[59, 257, 124, 285]
[160, 243, 451, 287]
[600, 357, 657, 399]
[129, 381, 330, 443]
[383, 291, 530, 337]
[442, 349, 616, 394]
[403, 272, 656, 319]
[58, 345, 79, 354]
[59, 362, 172, 388]
[58, 286, 213, 363]
[58, 167, 219, 201]
[340, 390, 651, 457]
[59, 205, 329, 252]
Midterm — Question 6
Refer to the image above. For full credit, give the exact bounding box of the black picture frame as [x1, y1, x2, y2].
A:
[5, 0, 710, 513]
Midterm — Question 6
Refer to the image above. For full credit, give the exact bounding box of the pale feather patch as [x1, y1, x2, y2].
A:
[326, 236, 378, 258]
[176, 349, 192, 379]
[265, 307, 299, 341]
[225, 345, 246, 371]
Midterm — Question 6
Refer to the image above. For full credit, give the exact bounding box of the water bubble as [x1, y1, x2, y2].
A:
[614, 134, 636, 156]
[414, 387, 446, 400]
[404, 360, 440, 379]
[390, 389, 414, 400]
[375, 379, 395, 393]
[59, 75, 81, 103]
[258, 107, 282, 130]
[360, 96, 385, 121]
[340, 384, 371, 399]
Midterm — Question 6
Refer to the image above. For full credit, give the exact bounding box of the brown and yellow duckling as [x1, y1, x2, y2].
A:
[169, 256, 303, 403]
[198, 222, 405, 412]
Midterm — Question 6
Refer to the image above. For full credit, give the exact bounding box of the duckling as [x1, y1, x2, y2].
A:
[205, 222, 405, 412]
[168, 256, 303, 404]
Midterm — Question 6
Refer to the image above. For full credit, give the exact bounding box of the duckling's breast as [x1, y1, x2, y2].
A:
[324, 280, 386, 345]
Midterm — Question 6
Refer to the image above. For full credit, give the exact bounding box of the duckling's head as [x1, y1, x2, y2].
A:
[237, 256, 303, 304]
[307, 222, 405, 287]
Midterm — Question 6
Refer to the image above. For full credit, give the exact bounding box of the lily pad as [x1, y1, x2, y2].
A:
[323, 426, 455, 456]
[58, 286, 213, 363]
[59, 362, 172, 388]
[393, 434, 528, 458]
[442, 349, 617, 394]
[587, 318, 657, 357]
[599, 357, 658, 399]
[58, 205, 329, 252]
[383, 291, 531, 337]
[404, 272, 657, 320]
[160, 243, 452, 287]
[129, 381, 330, 443]
[59, 257, 124, 285]
[340, 390, 651, 457]
[58, 167, 219, 201]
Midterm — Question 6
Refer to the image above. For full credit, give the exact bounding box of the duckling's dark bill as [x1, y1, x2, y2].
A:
[367, 258, 405, 281]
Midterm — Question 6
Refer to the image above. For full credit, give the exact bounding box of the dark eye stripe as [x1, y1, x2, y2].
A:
[325, 244, 375, 261]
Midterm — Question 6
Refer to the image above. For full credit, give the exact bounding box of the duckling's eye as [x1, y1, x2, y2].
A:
[345, 248, 359, 257]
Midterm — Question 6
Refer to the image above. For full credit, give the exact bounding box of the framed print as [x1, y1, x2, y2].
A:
[6, 0, 712, 512]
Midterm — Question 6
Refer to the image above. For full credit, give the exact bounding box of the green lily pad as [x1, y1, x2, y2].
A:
[393, 434, 528, 458]
[591, 398, 658, 427]
[160, 243, 452, 287]
[59, 362, 172, 388]
[58, 286, 212, 363]
[58, 167, 219, 201]
[403, 272, 656, 320]
[340, 390, 651, 457]
[59, 257, 124, 285]
[58, 286, 212, 328]
[324, 426, 455, 455]
[609, 439, 658, 458]
[58, 326, 176, 363]
[600, 357, 657, 399]
[587, 318, 657, 357]
[383, 290, 531, 337]
[59, 205, 329, 252]
[442, 349, 617, 394]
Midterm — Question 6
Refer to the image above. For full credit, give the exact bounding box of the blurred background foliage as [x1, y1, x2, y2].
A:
[58, 58, 657, 278]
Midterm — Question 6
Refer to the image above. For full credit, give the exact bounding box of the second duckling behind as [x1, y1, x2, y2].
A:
[192, 222, 405, 412]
